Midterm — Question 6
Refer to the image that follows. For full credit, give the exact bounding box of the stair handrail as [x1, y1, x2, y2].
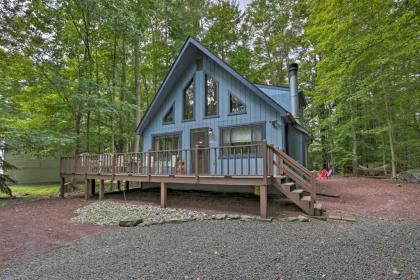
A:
[268, 145, 316, 209]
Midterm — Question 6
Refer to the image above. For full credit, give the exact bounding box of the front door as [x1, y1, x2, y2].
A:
[190, 128, 210, 174]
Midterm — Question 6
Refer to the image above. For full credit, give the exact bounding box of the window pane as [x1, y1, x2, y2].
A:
[163, 105, 174, 123]
[222, 129, 230, 144]
[221, 124, 263, 156]
[183, 79, 194, 120]
[231, 127, 252, 143]
[252, 126, 262, 141]
[205, 74, 218, 116]
[230, 94, 246, 113]
[153, 134, 180, 151]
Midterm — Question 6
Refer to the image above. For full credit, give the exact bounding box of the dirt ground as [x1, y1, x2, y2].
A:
[0, 176, 419, 269]
[317, 177, 420, 221]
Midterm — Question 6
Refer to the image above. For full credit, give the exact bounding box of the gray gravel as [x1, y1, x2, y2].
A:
[1, 217, 419, 280]
[70, 201, 208, 226]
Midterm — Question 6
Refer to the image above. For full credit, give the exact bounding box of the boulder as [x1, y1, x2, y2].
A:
[297, 215, 310, 222]
[287, 216, 299, 222]
[398, 169, 420, 183]
[119, 218, 143, 227]
[214, 214, 227, 220]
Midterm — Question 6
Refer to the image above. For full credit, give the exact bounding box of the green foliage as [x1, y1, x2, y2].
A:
[0, 0, 418, 176]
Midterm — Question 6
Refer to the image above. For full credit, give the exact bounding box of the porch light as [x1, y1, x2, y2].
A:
[270, 120, 280, 128]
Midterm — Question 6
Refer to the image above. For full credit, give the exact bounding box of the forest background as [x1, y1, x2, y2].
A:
[0, 0, 418, 178]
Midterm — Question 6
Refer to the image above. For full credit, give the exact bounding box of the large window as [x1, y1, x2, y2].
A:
[221, 124, 264, 156]
[153, 134, 181, 151]
[229, 93, 246, 114]
[183, 79, 194, 120]
[163, 104, 174, 124]
[205, 74, 218, 116]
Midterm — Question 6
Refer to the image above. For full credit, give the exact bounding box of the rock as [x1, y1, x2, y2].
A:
[71, 201, 209, 226]
[392, 269, 400, 275]
[310, 215, 328, 221]
[119, 218, 143, 227]
[226, 214, 240, 220]
[287, 217, 299, 222]
[215, 214, 227, 220]
[342, 216, 356, 222]
[297, 215, 310, 222]
[239, 215, 255, 221]
[398, 169, 420, 183]
[255, 217, 273, 222]
[328, 215, 342, 220]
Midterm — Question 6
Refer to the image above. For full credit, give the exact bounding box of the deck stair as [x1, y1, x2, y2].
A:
[268, 146, 324, 216]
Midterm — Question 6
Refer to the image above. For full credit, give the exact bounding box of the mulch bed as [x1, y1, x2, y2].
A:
[0, 198, 113, 268]
[317, 177, 420, 221]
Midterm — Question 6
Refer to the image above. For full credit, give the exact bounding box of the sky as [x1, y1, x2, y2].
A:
[237, 0, 252, 10]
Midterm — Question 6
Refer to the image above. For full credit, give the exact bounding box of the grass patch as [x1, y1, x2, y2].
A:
[0, 184, 59, 198]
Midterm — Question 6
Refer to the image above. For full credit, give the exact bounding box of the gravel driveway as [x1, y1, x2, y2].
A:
[1, 217, 419, 280]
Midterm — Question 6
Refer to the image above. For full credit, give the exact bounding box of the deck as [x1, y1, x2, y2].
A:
[59, 142, 318, 218]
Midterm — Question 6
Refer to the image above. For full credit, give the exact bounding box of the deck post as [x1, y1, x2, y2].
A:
[262, 140, 268, 185]
[260, 185, 268, 218]
[59, 176, 65, 198]
[160, 182, 167, 208]
[90, 179, 96, 195]
[117, 180, 121, 190]
[194, 145, 199, 182]
[147, 149, 152, 180]
[125, 181, 130, 191]
[84, 179, 90, 200]
[99, 179, 105, 200]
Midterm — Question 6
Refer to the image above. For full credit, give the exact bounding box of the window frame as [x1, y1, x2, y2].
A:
[152, 132, 182, 152]
[203, 73, 219, 118]
[182, 78, 195, 122]
[162, 102, 175, 125]
[228, 92, 247, 116]
[219, 122, 266, 158]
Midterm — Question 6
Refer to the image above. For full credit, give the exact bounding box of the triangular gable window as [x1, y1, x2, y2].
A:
[229, 93, 246, 114]
[163, 104, 174, 124]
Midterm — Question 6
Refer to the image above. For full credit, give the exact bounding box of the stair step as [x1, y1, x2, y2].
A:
[292, 189, 304, 195]
[301, 195, 311, 202]
[281, 182, 295, 192]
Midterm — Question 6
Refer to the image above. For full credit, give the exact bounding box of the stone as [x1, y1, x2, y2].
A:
[328, 215, 342, 220]
[256, 217, 273, 223]
[119, 218, 143, 227]
[310, 215, 328, 221]
[398, 169, 420, 183]
[342, 216, 356, 222]
[297, 215, 310, 222]
[226, 214, 240, 220]
[240, 215, 255, 221]
[287, 217, 299, 222]
[215, 214, 227, 220]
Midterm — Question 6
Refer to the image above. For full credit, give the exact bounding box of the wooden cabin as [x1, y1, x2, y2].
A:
[60, 37, 322, 217]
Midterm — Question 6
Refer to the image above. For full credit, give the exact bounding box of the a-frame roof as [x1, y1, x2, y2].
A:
[136, 37, 300, 134]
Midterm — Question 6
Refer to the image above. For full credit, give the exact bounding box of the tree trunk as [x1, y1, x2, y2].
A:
[386, 98, 397, 178]
[111, 34, 117, 153]
[133, 39, 141, 153]
[351, 112, 358, 176]
[119, 32, 127, 153]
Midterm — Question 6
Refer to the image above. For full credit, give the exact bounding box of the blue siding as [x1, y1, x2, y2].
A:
[141, 55, 286, 156]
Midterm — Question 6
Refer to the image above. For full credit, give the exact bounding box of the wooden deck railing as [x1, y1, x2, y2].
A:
[60, 143, 316, 198]
[269, 145, 317, 211]
[60, 142, 268, 178]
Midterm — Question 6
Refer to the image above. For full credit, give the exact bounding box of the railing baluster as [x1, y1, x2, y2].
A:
[214, 148, 217, 176]
[241, 148, 243, 176]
